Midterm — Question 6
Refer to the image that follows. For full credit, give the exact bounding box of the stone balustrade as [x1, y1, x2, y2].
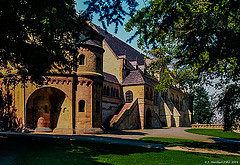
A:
[191, 124, 240, 131]
[192, 124, 224, 129]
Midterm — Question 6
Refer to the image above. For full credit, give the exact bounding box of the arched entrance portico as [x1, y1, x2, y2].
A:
[26, 87, 68, 131]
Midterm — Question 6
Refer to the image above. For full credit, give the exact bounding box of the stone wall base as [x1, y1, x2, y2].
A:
[35, 127, 52, 133]
[53, 128, 75, 135]
[34, 128, 104, 135]
[75, 128, 103, 134]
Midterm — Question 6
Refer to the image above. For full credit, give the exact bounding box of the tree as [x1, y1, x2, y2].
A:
[216, 84, 240, 131]
[84, 0, 138, 32]
[0, 0, 138, 82]
[0, 0, 83, 82]
[126, 0, 239, 86]
[193, 87, 212, 124]
[125, 0, 240, 130]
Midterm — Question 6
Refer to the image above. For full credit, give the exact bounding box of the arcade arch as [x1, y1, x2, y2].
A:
[26, 87, 71, 131]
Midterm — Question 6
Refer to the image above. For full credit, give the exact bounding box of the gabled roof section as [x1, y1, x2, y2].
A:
[103, 72, 120, 85]
[122, 69, 154, 86]
[93, 24, 145, 65]
[80, 23, 105, 48]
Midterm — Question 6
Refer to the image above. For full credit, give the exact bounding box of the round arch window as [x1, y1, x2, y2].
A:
[125, 91, 133, 103]
[79, 100, 85, 112]
[79, 54, 85, 65]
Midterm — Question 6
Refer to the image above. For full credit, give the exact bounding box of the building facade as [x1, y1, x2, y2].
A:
[0, 24, 192, 134]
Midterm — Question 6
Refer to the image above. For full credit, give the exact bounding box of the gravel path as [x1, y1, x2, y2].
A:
[94, 127, 240, 145]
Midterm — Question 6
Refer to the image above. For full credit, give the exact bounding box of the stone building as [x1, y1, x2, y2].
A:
[0, 24, 192, 134]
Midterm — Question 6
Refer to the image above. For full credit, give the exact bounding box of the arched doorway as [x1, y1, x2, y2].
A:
[146, 109, 152, 129]
[26, 87, 66, 130]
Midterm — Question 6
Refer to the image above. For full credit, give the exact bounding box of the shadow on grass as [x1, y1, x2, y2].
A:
[1, 134, 163, 165]
[1, 133, 240, 165]
[139, 137, 240, 154]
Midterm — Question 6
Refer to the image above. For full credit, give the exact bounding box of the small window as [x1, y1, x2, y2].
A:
[125, 91, 133, 103]
[79, 100, 85, 112]
[79, 54, 85, 65]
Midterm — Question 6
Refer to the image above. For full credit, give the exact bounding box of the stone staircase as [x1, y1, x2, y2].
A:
[110, 99, 139, 129]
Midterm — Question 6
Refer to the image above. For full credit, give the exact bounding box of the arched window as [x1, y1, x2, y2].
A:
[116, 89, 119, 98]
[107, 87, 110, 96]
[125, 91, 133, 103]
[113, 89, 116, 97]
[79, 100, 85, 112]
[103, 86, 107, 95]
[111, 87, 113, 97]
[79, 54, 85, 65]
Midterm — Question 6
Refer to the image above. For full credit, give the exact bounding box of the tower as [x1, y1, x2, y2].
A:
[73, 29, 104, 134]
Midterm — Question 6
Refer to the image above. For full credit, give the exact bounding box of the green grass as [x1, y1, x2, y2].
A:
[185, 129, 240, 141]
[3, 135, 237, 165]
[139, 137, 240, 153]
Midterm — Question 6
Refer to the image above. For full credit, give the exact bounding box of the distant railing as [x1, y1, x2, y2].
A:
[191, 124, 240, 131]
[192, 124, 224, 129]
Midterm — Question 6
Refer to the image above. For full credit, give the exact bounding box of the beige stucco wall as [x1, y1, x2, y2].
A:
[102, 41, 124, 83]
[123, 85, 145, 101]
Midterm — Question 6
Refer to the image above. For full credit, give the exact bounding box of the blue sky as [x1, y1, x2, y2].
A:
[75, 0, 146, 53]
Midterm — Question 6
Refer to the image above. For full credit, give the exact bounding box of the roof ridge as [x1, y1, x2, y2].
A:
[92, 24, 146, 65]
[122, 69, 154, 86]
[93, 24, 143, 54]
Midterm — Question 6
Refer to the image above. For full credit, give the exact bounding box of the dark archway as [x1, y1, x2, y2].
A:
[26, 87, 66, 130]
[146, 109, 152, 129]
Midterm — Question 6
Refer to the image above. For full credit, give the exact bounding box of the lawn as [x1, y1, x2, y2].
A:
[1, 135, 237, 165]
[139, 137, 240, 153]
[185, 129, 240, 141]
